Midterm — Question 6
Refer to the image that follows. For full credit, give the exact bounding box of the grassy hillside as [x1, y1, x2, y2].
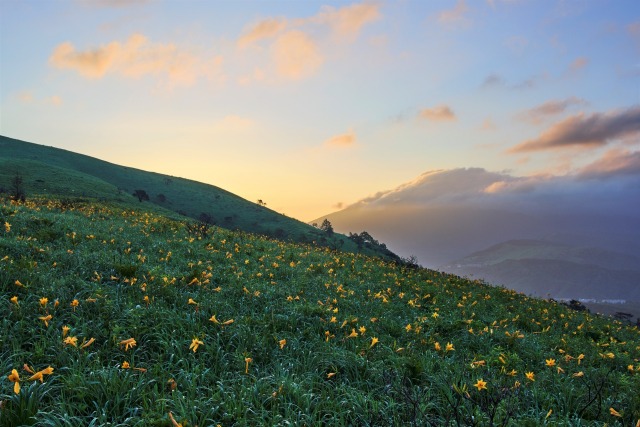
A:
[1, 196, 639, 425]
[0, 135, 399, 262]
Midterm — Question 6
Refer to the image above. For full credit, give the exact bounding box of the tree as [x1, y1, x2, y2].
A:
[257, 199, 266, 207]
[10, 173, 26, 202]
[320, 219, 334, 235]
[133, 189, 150, 202]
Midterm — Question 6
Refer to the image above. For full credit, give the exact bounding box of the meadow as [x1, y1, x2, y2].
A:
[1, 196, 639, 426]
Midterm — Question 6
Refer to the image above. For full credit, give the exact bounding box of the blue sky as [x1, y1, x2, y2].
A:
[1, 0, 639, 220]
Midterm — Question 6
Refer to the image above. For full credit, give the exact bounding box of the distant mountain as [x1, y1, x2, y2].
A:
[313, 168, 640, 301]
[444, 240, 640, 300]
[0, 135, 400, 261]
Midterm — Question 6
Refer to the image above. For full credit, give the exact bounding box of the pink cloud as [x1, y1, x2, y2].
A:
[577, 149, 640, 179]
[509, 106, 640, 153]
[518, 97, 588, 124]
[438, 0, 470, 26]
[568, 56, 589, 74]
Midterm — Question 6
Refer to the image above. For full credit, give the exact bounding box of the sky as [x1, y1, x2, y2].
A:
[1, 0, 639, 221]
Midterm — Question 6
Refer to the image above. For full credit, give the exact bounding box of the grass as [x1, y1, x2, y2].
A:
[1, 196, 639, 426]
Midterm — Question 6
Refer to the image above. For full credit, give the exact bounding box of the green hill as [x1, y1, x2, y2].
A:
[0, 135, 400, 262]
[1, 196, 639, 425]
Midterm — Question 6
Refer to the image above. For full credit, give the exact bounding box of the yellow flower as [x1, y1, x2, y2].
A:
[189, 338, 203, 352]
[187, 298, 197, 305]
[8, 369, 20, 394]
[10, 296, 18, 305]
[39, 314, 52, 327]
[64, 336, 78, 347]
[474, 379, 487, 391]
[28, 366, 54, 383]
[434, 342, 441, 351]
[40, 297, 48, 307]
[209, 315, 234, 325]
[347, 329, 358, 338]
[445, 342, 455, 352]
[245, 357, 253, 374]
[122, 361, 130, 369]
[576, 354, 584, 365]
[81, 337, 95, 349]
[572, 371, 584, 378]
[4, 222, 10, 232]
[279, 339, 287, 349]
[370, 337, 379, 348]
[54, 300, 59, 308]
[327, 372, 336, 378]
[359, 326, 366, 335]
[525, 371, 535, 381]
[405, 324, 412, 332]
[545, 358, 556, 367]
[15, 280, 24, 287]
[546, 409, 553, 419]
[70, 299, 79, 311]
[120, 338, 137, 351]
[62, 325, 70, 337]
[610, 407, 622, 417]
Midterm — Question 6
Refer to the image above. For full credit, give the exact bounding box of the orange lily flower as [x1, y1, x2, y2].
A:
[120, 338, 137, 351]
[8, 369, 20, 394]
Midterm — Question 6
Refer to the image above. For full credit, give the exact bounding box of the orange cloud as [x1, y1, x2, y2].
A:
[237, 18, 287, 48]
[324, 130, 357, 148]
[313, 2, 381, 39]
[272, 30, 323, 79]
[509, 106, 640, 153]
[50, 33, 222, 85]
[419, 105, 456, 122]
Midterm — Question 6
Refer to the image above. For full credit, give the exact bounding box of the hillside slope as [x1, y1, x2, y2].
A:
[1, 196, 639, 425]
[0, 135, 399, 261]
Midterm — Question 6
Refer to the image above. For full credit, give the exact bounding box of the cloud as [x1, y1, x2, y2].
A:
[568, 56, 589, 74]
[17, 91, 34, 103]
[47, 96, 63, 106]
[438, 0, 470, 26]
[49, 33, 222, 85]
[237, 18, 287, 48]
[518, 97, 588, 124]
[482, 73, 505, 87]
[271, 30, 323, 79]
[480, 118, 497, 130]
[312, 2, 381, 39]
[418, 105, 456, 122]
[509, 106, 640, 153]
[577, 149, 640, 179]
[324, 130, 357, 148]
[78, 0, 149, 7]
[213, 115, 254, 132]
